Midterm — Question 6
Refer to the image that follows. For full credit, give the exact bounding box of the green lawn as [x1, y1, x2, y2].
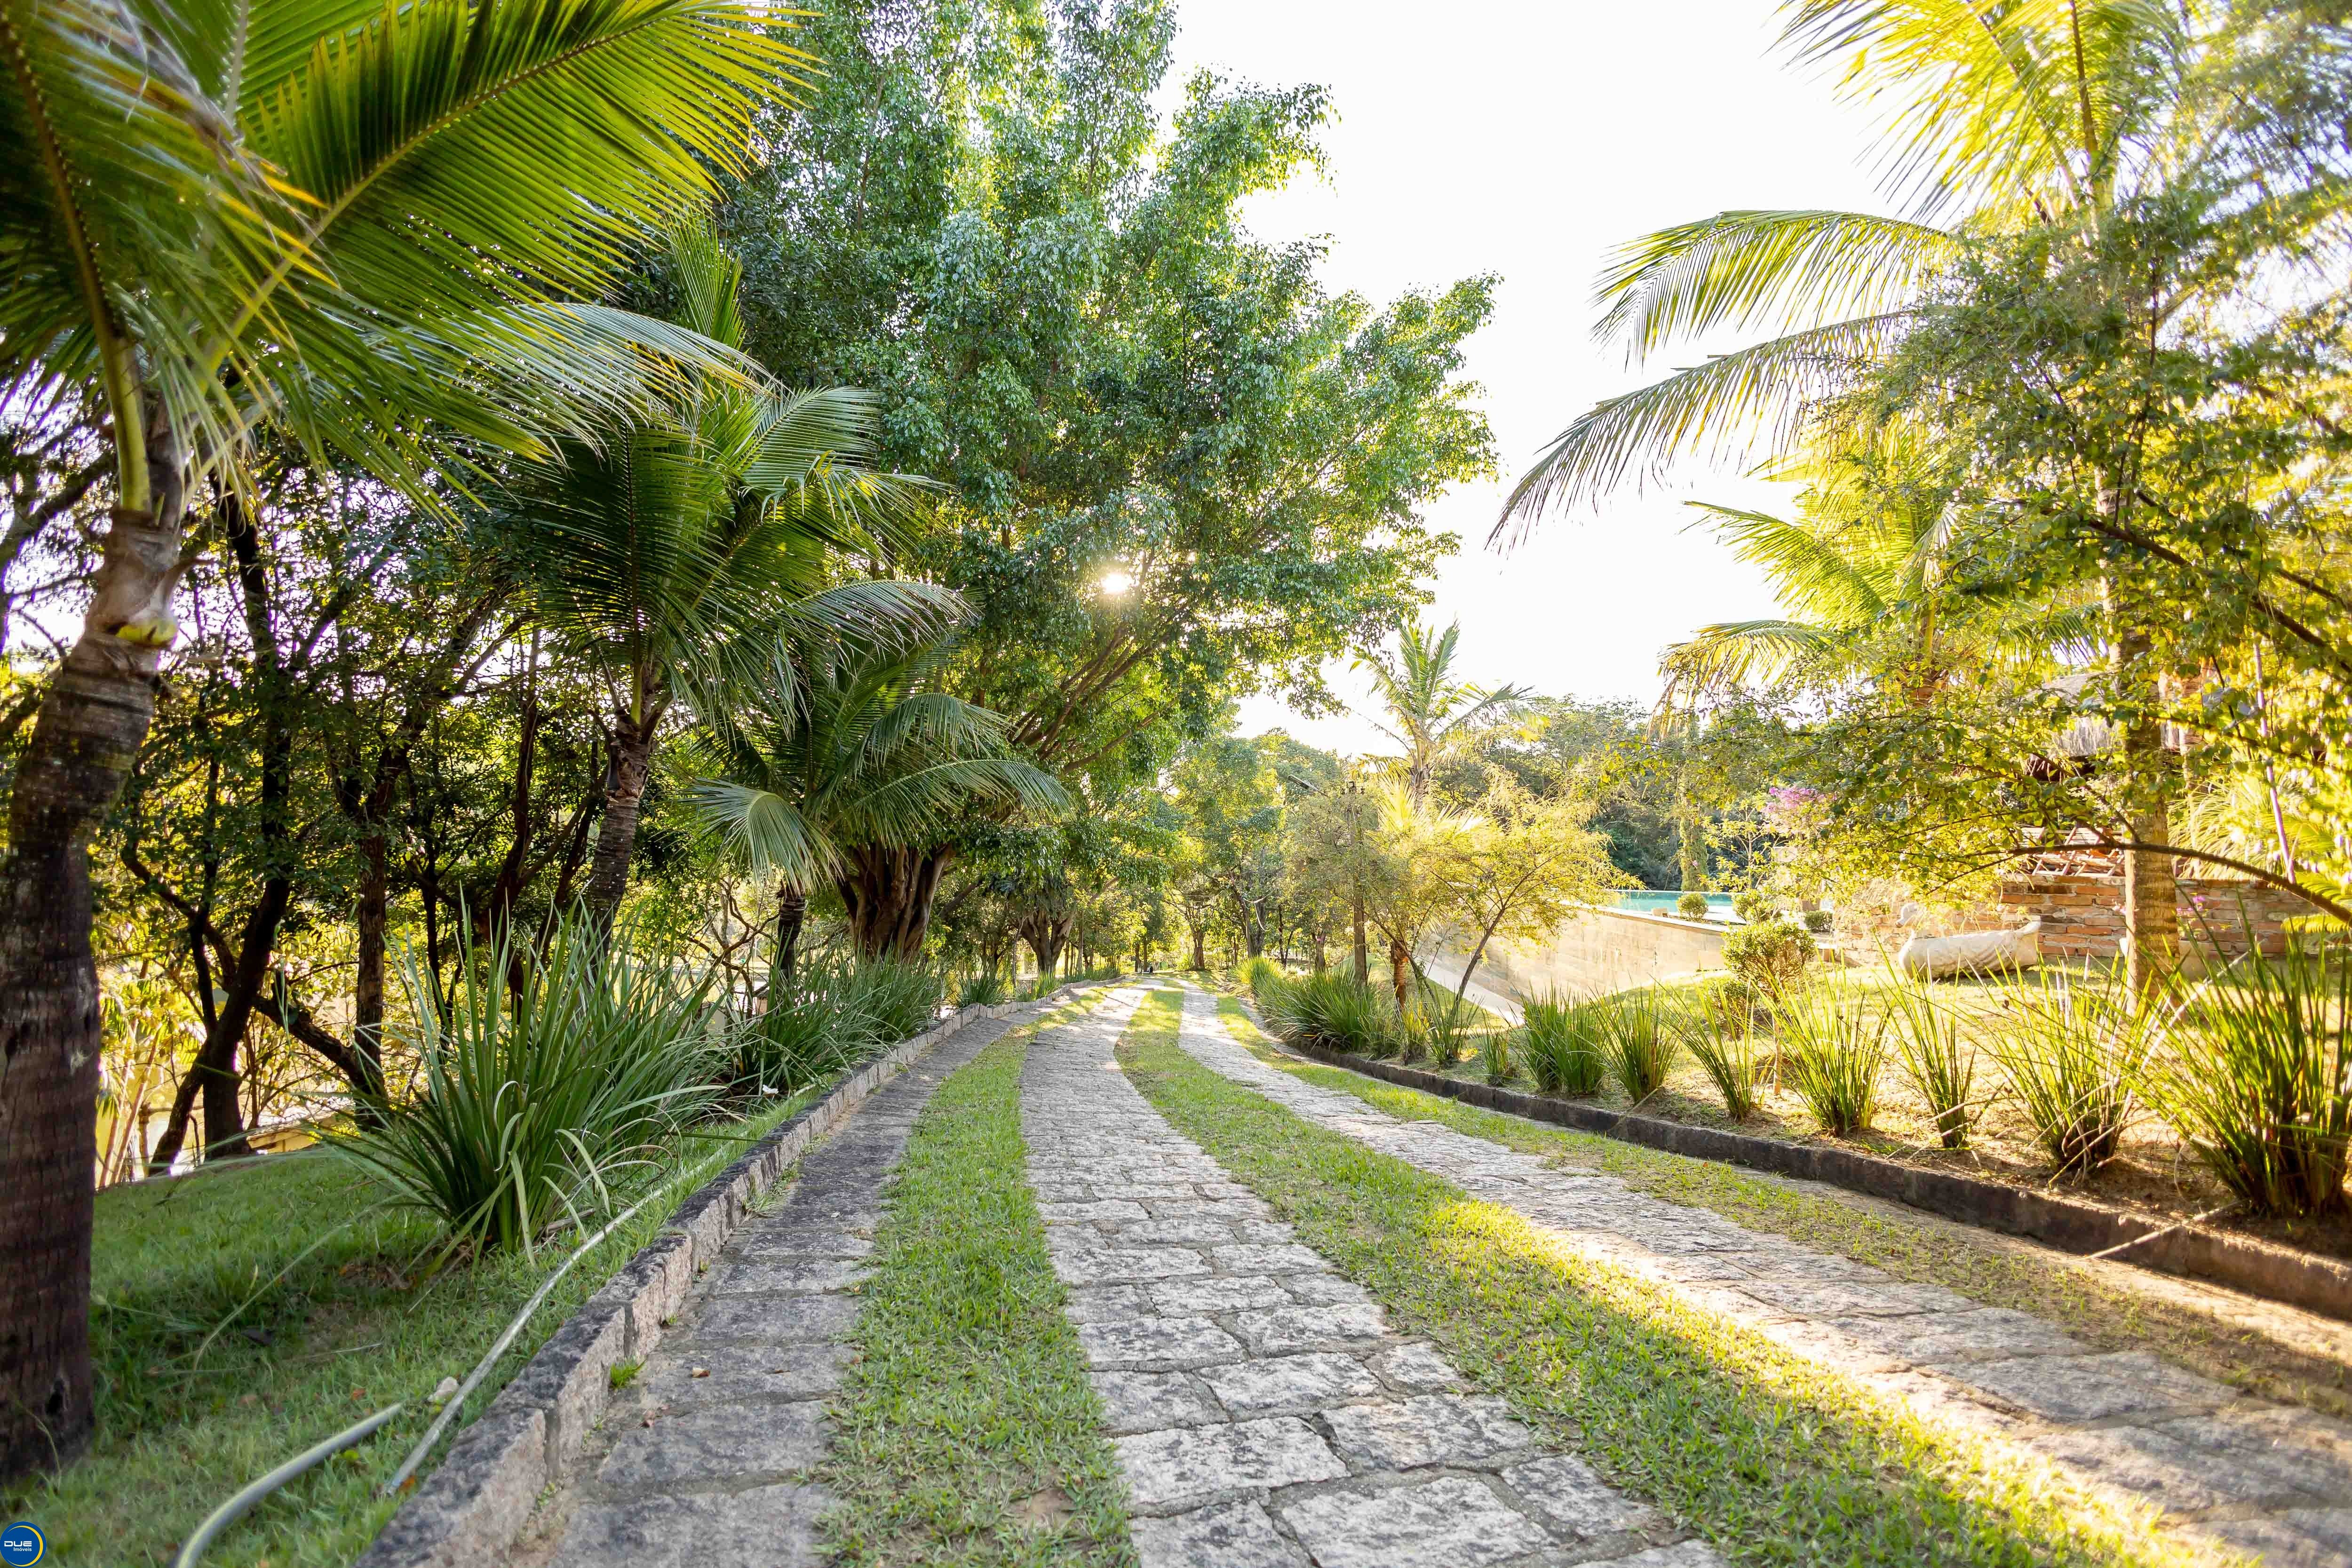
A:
[12, 1088, 822, 1567]
[1208, 994, 2352, 1422]
[1127, 990, 2211, 1568]
[819, 996, 1134, 1566]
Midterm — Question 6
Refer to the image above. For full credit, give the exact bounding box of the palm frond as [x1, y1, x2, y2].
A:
[1495, 312, 1907, 541]
[1660, 618, 1843, 702]
[1594, 209, 1959, 362]
[684, 779, 835, 886]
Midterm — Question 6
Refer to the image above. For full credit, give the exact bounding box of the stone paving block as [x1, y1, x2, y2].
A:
[691, 1289, 860, 1343]
[1031, 1183, 1097, 1204]
[1051, 1245, 1210, 1285]
[1836, 1308, 2085, 1366]
[1279, 1476, 1553, 1568]
[596, 1398, 828, 1488]
[1129, 1498, 1304, 1568]
[1038, 1199, 1151, 1223]
[553, 1481, 831, 1568]
[704, 1256, 866, 1296]
[2198, 1508, 2352, 1568]
[1734, 1279, 1956, 1318]
[1077, 1314, 1247, 1370]
[1749, 1317, 1904, 1377]
[634, 1342, 848, 1404]
[1199, 1352, 1382, 1414]
[1097, 1370, 1226, 1434]
[1064, 1284, 1157, 1323]
[1113, 1416, 1348, 1511]
[1370, 1343, 1465, 1392]
[1502, 1452, 1650, 1538]
[1322, 1393, 1535, 1470]
[1150, 1275, 1294, 1314]
[1108, 1217, 1247, 1247]
[1210, 1242, 1327, 1274]
[1959, 1351, 2234, 1424]
[1230, 1304, 1391, 1354]
[1089, 1184, 1205, 1202]
[2029, 1424, 2316, 1510]
[2156, 1407, 2352, 1501]
[1283, 1274, 1373, 1307]
[734, 1226, 876, 1258]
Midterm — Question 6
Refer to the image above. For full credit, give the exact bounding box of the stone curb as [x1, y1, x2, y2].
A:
[1266, 1034, 2352, 1325]
[356, 981, 1104, 1568]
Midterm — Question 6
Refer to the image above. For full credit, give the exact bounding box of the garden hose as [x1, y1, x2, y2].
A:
[174, 1403, 404, 1568]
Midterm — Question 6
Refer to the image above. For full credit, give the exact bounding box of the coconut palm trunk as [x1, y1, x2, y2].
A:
[586, 708, 663, 930]
[0, 409, 191, 1472]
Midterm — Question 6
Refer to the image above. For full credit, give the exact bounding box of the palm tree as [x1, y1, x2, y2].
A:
[1495, 2, 2323, 1002]
[501, 224, 953, 927]
[688, 634, 1065, 970]
[1353, 619, 1524, 1001]
[1355, 620, 1529, 805]
[0, 0, 807, 1478]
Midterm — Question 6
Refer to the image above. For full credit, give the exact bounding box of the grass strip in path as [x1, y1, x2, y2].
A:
[1212, 993, 2352, 1423]
[1131, 991, 2204, 1568]
[819, 998, 1135, 1568]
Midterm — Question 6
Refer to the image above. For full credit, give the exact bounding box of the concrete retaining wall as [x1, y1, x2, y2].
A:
[1427, 906, 1727, 1009]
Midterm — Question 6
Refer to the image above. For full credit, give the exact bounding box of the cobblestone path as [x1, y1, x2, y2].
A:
[1172, 985, 2352, 1567]
[507, 1014, 1020, 1568]
[1025, 985, 1722, 1568]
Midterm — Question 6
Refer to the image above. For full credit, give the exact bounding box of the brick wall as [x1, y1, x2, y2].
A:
[1996, 871, 2314, 961]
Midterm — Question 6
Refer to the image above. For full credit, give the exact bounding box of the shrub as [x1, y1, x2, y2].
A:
[1988, 969, 2154, 1178]
[1478, 1027, 1516, 1086]
[736, 977, 884, 1096]
[1237, 955, 1284, 1003]
[2142, 949, 2352, 1217]
[1676, 890, 1710, 920]
[1732, 889, 1775, 924]
[1802, 909, 1834, 935]
[1777, 991, 1888, 1135]
[332, 918, 723, 1254]
[1595, 990, 1680, 1104]
[834, 957, 946, 1041]
[1721, 918, 1817, 995]
[958, 971, 1009, 1008]
[1421, 994, 1479, 1068]
[1685, 1013, 1764, 1120]
[1265, 972, 1402, 1059]
[1520, 991, 1607, 1095]
[1884, 977, 1974, 1149]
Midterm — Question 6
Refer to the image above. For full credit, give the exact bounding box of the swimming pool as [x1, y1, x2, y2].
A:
[1605, 889, 1733, 922]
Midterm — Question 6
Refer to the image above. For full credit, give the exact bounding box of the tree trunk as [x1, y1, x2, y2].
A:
[1389, 934, 1411, 1010]
[1677, 770, 1704, 892]
[350, 832, 389, 1102]
[837, 844, 952, 961]
[0, 424, 189, 1478]
[1190, 925, 1206, 971]
[772, 882, 807, 990]
[1351, 883, 1368, 986]
[2107, 572, 2178, 1006]
[585, 710, 659, 930]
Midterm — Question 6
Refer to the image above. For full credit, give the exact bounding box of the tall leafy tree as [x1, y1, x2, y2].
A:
[721, 0, 1496, 950]
[0, 0, 808, 1476]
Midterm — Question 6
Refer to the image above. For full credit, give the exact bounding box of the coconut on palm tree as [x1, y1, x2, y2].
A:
[687, 633, 1065, 969]
[0, 0, 810, 1477]
[499, 223, 955, 927]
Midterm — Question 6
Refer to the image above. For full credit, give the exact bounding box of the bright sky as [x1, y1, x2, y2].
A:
[1161, 0, 1892, 754]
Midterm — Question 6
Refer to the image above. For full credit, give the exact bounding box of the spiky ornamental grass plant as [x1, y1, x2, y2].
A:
[1264, 972, 1404, 1059]
[1520, 991, 1608, 1095]
[1777, 991, 1889, 1136]
[1684, 1011, 1765, 1121]
[1989, 968, 2157, 1178]
[1885, 976, 1977, 1150]
[2143, 949, 2352, 1218]
[331, 917, 724, 1257]
[1597, 990, 1682, 1105]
